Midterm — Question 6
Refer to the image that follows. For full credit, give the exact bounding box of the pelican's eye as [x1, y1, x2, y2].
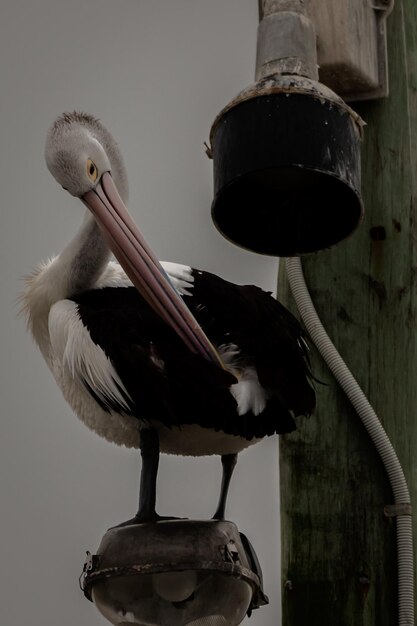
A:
[86, 159, 98, 182]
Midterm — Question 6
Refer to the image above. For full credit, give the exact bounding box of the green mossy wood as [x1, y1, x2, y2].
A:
[278, 1, 417, 624]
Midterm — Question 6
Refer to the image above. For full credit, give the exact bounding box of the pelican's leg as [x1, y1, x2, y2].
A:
[135, 427, 160, 522]
[212, 453, 238, 520]
[113, 428, 161, 527]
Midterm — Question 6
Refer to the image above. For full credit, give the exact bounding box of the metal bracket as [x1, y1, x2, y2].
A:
[224, 540, 240, 563]
[372, 0, 394, 16]
[79, 551, 100, 599]
[384, 503, 412, 517]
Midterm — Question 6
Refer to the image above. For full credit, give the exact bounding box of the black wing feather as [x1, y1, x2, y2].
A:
[70, 268, 315, 441]
[71, 287, 239, 432]
[186, 270, 316, 418]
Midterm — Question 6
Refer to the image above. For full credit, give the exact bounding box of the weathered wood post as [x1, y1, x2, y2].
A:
[278, 0, 417, 623]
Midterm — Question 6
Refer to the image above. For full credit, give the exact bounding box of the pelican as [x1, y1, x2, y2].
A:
[23, 112, 315, 523]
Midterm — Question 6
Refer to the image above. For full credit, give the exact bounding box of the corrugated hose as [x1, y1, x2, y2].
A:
[285, 256, 414, 626]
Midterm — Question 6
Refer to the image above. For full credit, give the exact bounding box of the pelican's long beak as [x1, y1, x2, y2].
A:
[83, 172, 223, 367]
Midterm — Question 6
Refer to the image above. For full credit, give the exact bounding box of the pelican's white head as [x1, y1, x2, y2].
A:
[43, 111, 222, 367]
[45, 111, 129, 203]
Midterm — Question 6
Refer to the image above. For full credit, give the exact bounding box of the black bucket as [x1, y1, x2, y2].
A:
[210, 91, 363, 256]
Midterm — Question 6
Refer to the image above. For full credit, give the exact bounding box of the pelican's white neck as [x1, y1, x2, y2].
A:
[57, 210, 111, 296]
[23, 211, 111, 354]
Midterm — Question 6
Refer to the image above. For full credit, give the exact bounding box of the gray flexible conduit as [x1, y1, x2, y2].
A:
[285, 256, 414, 626]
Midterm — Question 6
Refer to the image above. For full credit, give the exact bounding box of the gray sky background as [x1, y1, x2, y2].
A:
[0, 1, 284, 624]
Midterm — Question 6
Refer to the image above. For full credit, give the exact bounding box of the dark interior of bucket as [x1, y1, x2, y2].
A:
[212, 166, 363, 256]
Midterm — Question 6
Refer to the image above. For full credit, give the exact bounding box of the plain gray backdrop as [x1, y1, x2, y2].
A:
[1, 1, 283, 624]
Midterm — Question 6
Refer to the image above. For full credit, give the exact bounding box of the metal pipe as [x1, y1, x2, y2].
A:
[259, 0, 310, 18]
[256, 0, 317, 80]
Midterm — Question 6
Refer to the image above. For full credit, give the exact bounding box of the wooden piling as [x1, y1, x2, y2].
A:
[278, 1, 417, 623]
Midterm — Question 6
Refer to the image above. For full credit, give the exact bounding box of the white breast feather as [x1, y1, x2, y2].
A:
[48, 300, 133, 411]
[160, 262, 194, 296]
[230, 367, 269, 416]
[219, 344, 269, 416]
[95, 261, 133, 289]
[96, 260, 194, 296]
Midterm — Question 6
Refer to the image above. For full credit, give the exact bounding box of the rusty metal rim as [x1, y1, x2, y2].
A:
[208, 75, 365, 152]
[84, 560, 260, 586]
[82, 560, 260, 601]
